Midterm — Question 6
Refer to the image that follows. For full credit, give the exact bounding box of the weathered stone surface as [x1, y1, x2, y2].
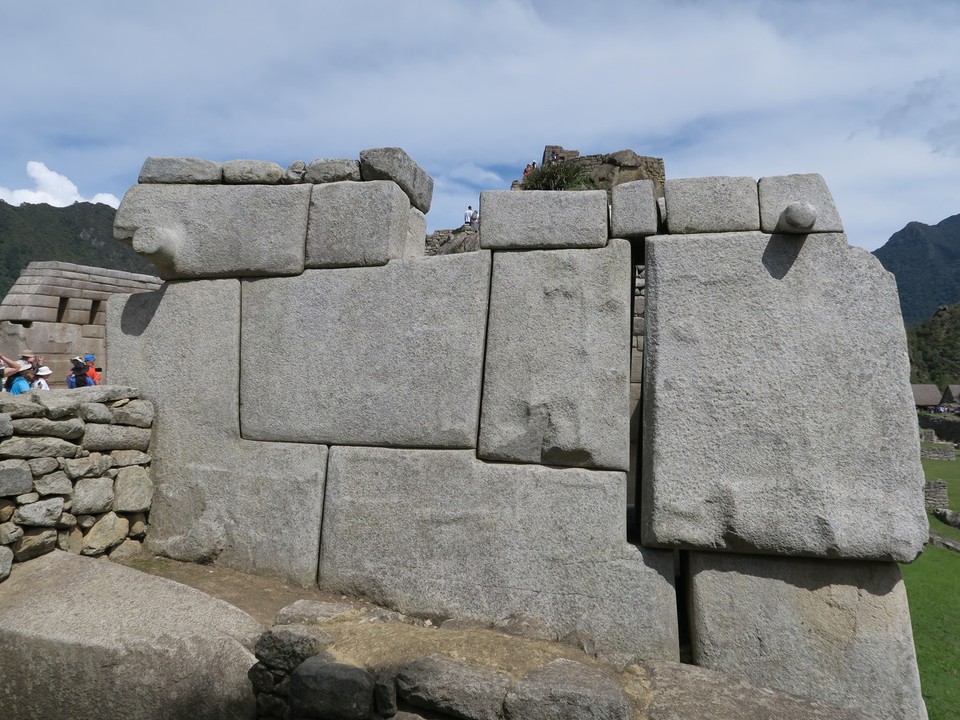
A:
[57, 526, 84, 553]
[642, 232, 927, 561]
[12, 416, 85, 440]
[0, 395, 44, 418]
[304, 158, 362, 183]
[290, 658, 375, 720]
[611, 179, 658, 238]
[375, 671, 398, 716]
[359, 147, 433, 213]
[222, 159, 284, 184]
[397, 654, 510, 720]
[0, 521, 23, 545]
[305, 180, 410, 268]
[0, 499, 13, 522]
[107, 280, 328, 585]
[503, 659, 630, 720]
[759, 173, 843, 233]
[0, 436, 81, 459]
[107, 538, 143, 561]
[72, 476, 114, 514]
[138, 156, 222, 184]
[32, 386, 140, 419]
[110, 449, 152, 467]
[16, 492, 39, 504]
[34, 470, 72, 496]
[63, 452, 112, 480]
[128, 512, 147, 538]
[78, 402, 113, 423]
[113, 465, 153, 512]
[13, 497, 63, 527]
[0, 413, 11, 438]
[0, 545, 11, 581]
[405, 207, 426, 258]
[283, 160, 307, 184]
[11, 527, 56, 560]
[111, 399, 155, 428]
[113, 183, 310, 279]
[241, 252, 491, 448]
[0, 459, 33, 495]
[27, 457, 59, 476]
[55, 512, 77, 530]
[478, 241, 631, 470]
[81, 511, 129, 555]
[318, 447, 678, 665]
[689, 553, 927, 720]
[82, 424, 151, 451]
[0, 551, 261, 718]
[274, 599, 356, 625]
[664, 176, 759, 233]
[255, 624, 333, 672]
[479, 190, 608, 249]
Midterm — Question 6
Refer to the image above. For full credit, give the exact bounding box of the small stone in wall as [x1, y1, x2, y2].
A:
[0, 414, 11, 438]
[0, 436, 82, 459]
[78, 403, 113, 423]
[108, 539, 143, 561]
[27, 457, 59, 476]
[81, 425, 150, 453]
[57, 527, 83, 554]
[0, 521, 23, 545]
[113, 466, 153, 513]
[76, 514, 96, 530]
[0, 459, 33, 496]
[13, 497, 63, 527]
[0, 499, 14, 523]
[127, 512, 147, 539]
[15, 492, 39, 505]
[396, 654, 511, 720]
[12, 527, 56, 561]
[111, 400, 154, 429]
[72, 477, 114, 515]
[81, 512, 128, 555]
[12, 417, 85, 441]
[110, 450, 151, 467]
[34, 470, 72, 496]
[0, 545, 12, 581]
[56, 513, 77, 530]
[255, 624, 334, 673]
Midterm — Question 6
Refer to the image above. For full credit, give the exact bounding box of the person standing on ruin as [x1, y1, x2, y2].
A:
[464, 205, 474, 226]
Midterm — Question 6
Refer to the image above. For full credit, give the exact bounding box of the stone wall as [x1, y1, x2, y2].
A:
[540, 145, 666, 197]
[104, 150, 928, 719]
[921, 442, 956, 461]
[0, 387, 154, 582]
[919, 413, 960, 444]
[926, 481, 949, 510]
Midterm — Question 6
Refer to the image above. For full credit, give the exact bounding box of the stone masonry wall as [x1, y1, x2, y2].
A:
[105, 149, 928, 720]
[0, 387, 154, 582]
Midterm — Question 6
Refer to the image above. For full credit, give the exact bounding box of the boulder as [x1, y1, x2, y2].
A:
[503, 658, 630, 720]
[304, 158, 362, 183]
[289, 657, 375, 720]
[255, 624, 333, 672]
[664, 176, 759, 233]
[479, 190, 608, 249]
[397, 654, 510, 720]
[222, 159, 284, 184]
[137, 156, 222, 184]
[359, 147, 433, 213]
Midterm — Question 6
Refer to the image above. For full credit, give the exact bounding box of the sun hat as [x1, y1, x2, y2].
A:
[20, 349, 35, 358]
[17, 360, 33, 372]
[35, 366, 52, 377]
[84, 354, 95, 362]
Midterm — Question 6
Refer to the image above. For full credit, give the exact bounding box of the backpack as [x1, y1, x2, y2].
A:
[67, 371, 94, 389]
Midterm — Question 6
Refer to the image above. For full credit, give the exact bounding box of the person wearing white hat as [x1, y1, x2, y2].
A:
[32, 366, 53, 390]
[4, 360, 33, 395]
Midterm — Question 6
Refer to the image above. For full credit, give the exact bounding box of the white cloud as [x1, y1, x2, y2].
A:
[0, 162, 120, 208]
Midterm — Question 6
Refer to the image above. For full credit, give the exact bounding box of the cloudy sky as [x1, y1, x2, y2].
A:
[1, 0, 957, 250]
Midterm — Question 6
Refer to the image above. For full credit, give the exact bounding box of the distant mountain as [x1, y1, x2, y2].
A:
[0, 201, 155, 301]
[908, 301, 960, 386]
[872, 214, 960, 326]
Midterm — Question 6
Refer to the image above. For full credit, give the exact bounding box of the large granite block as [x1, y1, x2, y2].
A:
[113, 184, 311, 279]
[759, 173, 843, 233]
[359, 147, 433, 213]
[318, 446, 678, 665]
[479, 190, 608, 249]
[611, 180, 658, 238]
[241, 252, 491, 448]
[689, 552, 927, 720]
[478, 240, 631, 470]
[305, 180, 410, 268]
[664, 176, 759, 233]
[106, 281, 326, 586]
[138, 156, 223, 184]
[641, 232, 927, 561]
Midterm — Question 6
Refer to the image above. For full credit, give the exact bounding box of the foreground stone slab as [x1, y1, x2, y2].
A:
[113, 183, 311, 279]
[318, 447, 678, 665]
[241, 252, 491, 448]
[479, 190, 608, 249]
[689, 553, 927, 720]
[642, 232, 927, 561]
[664, 176, 759, 233]
[359, 147, 434, 213]
[478, 240, 631, 470]
[0, 551, 261, 719]
[107, 280, 326, 585]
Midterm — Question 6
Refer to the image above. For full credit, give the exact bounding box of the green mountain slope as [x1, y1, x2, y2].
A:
[908, 301, 960, 386]
[873, 214, 960, 326]
[0, 200, 156, 299]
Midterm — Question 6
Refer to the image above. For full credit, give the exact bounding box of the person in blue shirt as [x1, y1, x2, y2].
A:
[5, 360, 32, 395]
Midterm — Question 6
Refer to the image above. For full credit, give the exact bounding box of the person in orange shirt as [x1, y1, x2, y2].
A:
[83, 354, 102, 385]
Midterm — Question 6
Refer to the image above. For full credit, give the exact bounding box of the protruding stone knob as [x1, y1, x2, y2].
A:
[779, 201, 818, 232]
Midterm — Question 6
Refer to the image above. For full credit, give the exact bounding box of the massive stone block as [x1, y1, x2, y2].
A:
[664, 176, 759, 233]
[479, 190, 608, 249]
[318, 446, 678, 665]
[113, 184, 311, 279]
[689, 552, 927, 720]
[611, 179, 658, 238]
[0, 551, 261, 720]
[478, 240, 631, 470]
[641, 232, 927, 561]
[106, 280, 326, 586]
[241, 252, 491, 448]
[758, 173, 843, 233]
[359, 147, 434, 213]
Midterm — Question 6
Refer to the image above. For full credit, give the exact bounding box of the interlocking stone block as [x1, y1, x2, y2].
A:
[113, 184, 311, 279]
[611, 179, 658, 238]
[138, 156, 222, 184]
[305, 180, 410, 268]
[759, 173, 843, 233]
[318, 446, 678, 665]
[479, 190, 608, 249]
[664, 176, 759, 233]
[241, 252, 491, 448]
[689, 552, 927, 720]
[641, 232, 927, 561]
[359, 147, 433, 213]
[478, 240, 631, 470]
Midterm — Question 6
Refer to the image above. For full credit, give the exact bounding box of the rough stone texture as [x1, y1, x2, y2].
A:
[32, 386, 140, 419]
[478, 241, 631, 471]
[108, 538, 143, 561]
[241, 252, 491, 448]
[643, 661, 873, 720]
[0, 436, 81, 459]
[611, 180, 658, 239]
[27, 457, 59, 476]
[0, 550, 261, 719]
[0, 458, 33, 495]
[222, 159, 284, 184]
[111, 399, 155, 428]
[12, 417, 85, 440]
[274, 599, 357, 625]
[290, 657, 375, 720]
[283, 160, 307, 184]
[107, 280, 327, 586]
[479, 190, 608, 249]
[305, 180, 410, 268]
[113, 183, 311, 279]
[0, 545, 10, 581]
[304, 158, 362, 183]
[57, 526, 83, 553]
[359, 147, 434, 213]
[0, 521, 23, 545]
[664, 176, 759, 233]
[0, 395, 44, 418]
[641, 232, 927, 561]
[689, 553, 927, 720]
[503, 658, 630, 720]
[138, 156, 222, 184]
[759, 173, 843, 233]
[397, 654, 510, 720]
[318, 447, 678, 665]
[255, 624, 333, 672]
[375, 671, 398, 716]
[11, 527, 56, 561]
[13, 497, 63, 527]
[113, 465, 153, 512]
[110, 449, 151, 467]
[405, 207, 427, 258]
[81, 512, 127, 555]
[82, 424, 151, 452]
[63, 453, 113, 480]
[34, 470, 72, 496]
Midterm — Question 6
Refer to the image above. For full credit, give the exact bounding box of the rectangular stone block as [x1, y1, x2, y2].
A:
[318, 447, 678, 665]
[759, 173, 843, 233]
[641, 232, 928, 561]
[138, 156, 223, 183]
[241, 252, 491, 448]
[113, 184, 311, 279]
[478, 240, 631, 470]
[689, 552, 926, 720]
[305, 181, 409, 268]
[405, 207, 426, 259]
[664, 176, 759, 233]
[479, 190, 608, 249]
[611, 180, 658, 238]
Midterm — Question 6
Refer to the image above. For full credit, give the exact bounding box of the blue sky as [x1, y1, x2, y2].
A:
[1, 0, 958, 250]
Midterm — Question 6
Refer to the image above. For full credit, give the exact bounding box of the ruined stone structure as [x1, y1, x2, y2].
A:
[540, 144, 666, 196]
